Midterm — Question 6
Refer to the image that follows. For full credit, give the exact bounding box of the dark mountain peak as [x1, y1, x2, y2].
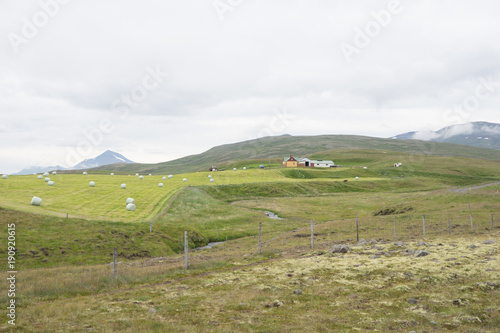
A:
[73, 150, 135, 170]
[392, 121, 500, 150]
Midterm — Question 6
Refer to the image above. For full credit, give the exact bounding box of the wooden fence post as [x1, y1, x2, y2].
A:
[113, 247, 117, 278]
[311, 220, 314, 249]
[423, 214, 426, 237]
[184, 231, 188, 269]
[356, 213, 359, 242]
[258, 222, 262, 254]
[150, 220, 152, 232]
[394, 216, 397, 239]
[448, 218, 451, 236]
[492, 214, 494, 231]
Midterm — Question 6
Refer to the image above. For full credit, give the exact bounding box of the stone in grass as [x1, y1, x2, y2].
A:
[369, 238, 378, 244]
[357, 238, 368, 245]
[407, 298, 418, 305]
[394, 241, 406, 247]
[273, 300, 284, 307]
[483, 239, 496, 244]
[293, 289, 302, 295]
[414, 250, 430, 257]
[331, 244, 351, 253]
[468, 244, 478, 249]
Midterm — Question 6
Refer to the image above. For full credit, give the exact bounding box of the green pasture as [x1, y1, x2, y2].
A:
[0, 169, 296, 222]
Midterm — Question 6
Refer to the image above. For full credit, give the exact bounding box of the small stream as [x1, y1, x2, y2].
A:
[195, 241, 226, 251]
[264, 211, 282, 219]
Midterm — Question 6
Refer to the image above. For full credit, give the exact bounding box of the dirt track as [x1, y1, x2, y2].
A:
[450, 182, 500, 193]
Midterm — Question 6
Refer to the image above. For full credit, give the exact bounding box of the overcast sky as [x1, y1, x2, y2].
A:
[1, 0, 499, 174]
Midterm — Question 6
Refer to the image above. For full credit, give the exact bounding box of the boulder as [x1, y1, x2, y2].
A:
[414, 250, 430, 257]
[331, 244, 351, 253]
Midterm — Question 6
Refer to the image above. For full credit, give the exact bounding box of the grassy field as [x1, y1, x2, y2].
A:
[0, 169, 297, 222]
[1, 149, 499, 331]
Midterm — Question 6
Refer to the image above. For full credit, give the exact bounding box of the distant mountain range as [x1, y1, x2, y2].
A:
[13, 150, 135, 175]
[90, 132, 500, 175]
[391, 121, 500, 150]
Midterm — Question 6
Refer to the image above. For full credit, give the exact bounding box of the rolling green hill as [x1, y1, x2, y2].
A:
[89, 135, 500, 175]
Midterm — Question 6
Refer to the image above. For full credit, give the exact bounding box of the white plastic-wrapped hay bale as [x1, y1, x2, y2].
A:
[126, 197, 135, 204]
[83, 171, 88, 175]
[139, 175, 144, 179]
[31, 196, 42, 206]
[121, 184, 127, 189]
[168, 175, 173, 179]
[43, 172, 49, 177]
[126, 203, 136, 211]
[37, 175, 43, 179]
[233, 168, 237, 171]
[158, 183, 163, 187]
[162, 176, 167, 180]
[44, 177, 50, 182]
[355, 177, 359, 180]
[2, 174, 7, 179]
[243, 167, 247, 170]
[52, 171, 57, 175]
[110, 173, 114, 176]
[135, 173, 139, 176]
[89, 181, 95, 187]
[210, 178, 214, 182]
[47, 181, 55, 186]
[183, 178, 187, 182]
[208, 175, 212, 178]
[149, 173, 152, 176]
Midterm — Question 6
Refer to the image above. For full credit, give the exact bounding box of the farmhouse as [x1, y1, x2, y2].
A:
[283, 156, 335, 168]
[282, 155, 298, 167]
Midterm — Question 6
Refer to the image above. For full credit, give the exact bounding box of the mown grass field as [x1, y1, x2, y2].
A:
[1, 149, 499, 332]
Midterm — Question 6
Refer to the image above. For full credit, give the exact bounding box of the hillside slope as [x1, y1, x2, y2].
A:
[91, 135, 500, 175]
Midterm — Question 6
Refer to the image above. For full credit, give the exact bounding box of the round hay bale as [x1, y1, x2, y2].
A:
[110, 173, 114, 176]
[158, 183, 163, 187]
[89, 181, 95, 187]
[355, 177, 359, 180]
[31, 196, 42, 206]
[210, 178, 214, 182]
[135, 173, 139, 176]
[208, 175, 212, 178]
[243, 167, 246, 170]
[121, 184, 127, 189]
[233, 168, 237, 171]
[43, 172, 49, 177]
[149, 174, 152, 176]
[37, 175, 43, 179]
[183, 178, 188, 182]
[44, 177, 50, 182]
[126, 203, 136, 211]
[52, 171, 57, 175]
[126, 197, 135, 204]
[47, 181, 55, 186]
[162, 176, 167, 180]
[83, 171, 88, 175]
[168, 175, 173, 179]
[2, 174, 8, 179]
[139, 175, 144, 179]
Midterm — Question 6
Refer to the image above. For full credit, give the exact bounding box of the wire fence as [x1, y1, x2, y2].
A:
[311, 212, 498, 244]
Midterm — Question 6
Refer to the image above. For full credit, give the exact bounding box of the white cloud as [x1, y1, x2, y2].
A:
[1, 0, 500, 173]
